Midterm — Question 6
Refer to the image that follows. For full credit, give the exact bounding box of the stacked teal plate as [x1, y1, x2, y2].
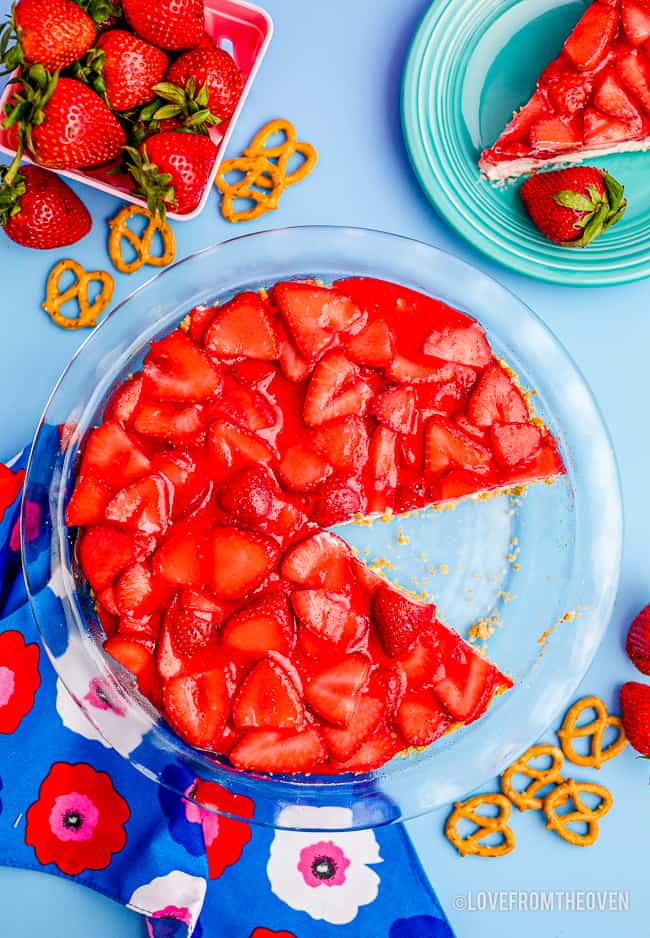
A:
[402, 0, 650, 286]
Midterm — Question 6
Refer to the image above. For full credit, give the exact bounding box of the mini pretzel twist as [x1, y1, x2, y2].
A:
[243, 117, 318, 188]
[42, 259, 114, 330]
[557, 695, 627, 769]
[107, 204, 176, 275]
[501, 743, 565, 812]
[445, 793, 515, 858]
[544, 779, 613, 846]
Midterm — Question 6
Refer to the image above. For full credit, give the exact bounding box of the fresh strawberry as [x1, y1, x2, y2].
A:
[78, 29, 169, 112]
[203, 292, 279, 361]
[65, 474, 112, 526]
[433, 652, 496, 722]
[520, 166, 627, 246]
[278, 443, 332, 492]
[422, 314, 491, 368]
[626, 604, 650, 674]
[564, 2, 618, 70]
[133, 401, 205, 439]
[153, 528, 212, 587]
[345, 318, 393, 366]
[310, 479, 364, 526]
[105, 472, 173, 535]
[622, 0, 650, 46]
[371, 387, 417, 434]
[321, 692, 385, 761]
[617, 48, 650, 111]
[207, 421, 274, 484]
[210, 526, 280, 599]
[424, 415, 493, 477]
[104, 636, 158, 698]
[467, 364, 529, 427]
[593, 70, 644, 131]
[396, 691, 452, 747]
[116, 562, 168, 617]
[165, 46, 242, 122]
[6, 74, 126, 170]
[0, 0, 95, 73]
[122, 0, 205, 50]
[291, 590, 350, 643]
[232, 658, 304, 730]
[166, 588, 225, 657]
[221, 592, 296, 657]
[80, 420, 151, 488]
[272, 282, 364, 361]
[125, 131, 217, 217]
[334, 728, 402, 772]
[230, 727, 326, 773]
[305, 654, 370, 726]
[312, 416, 369, 473]
[620, 680, 650, 755]
[79, 525, 150, 591]
[163, 668, 231, 748]
[491, 422, 543, 468]
[303, 351, 372, 427]
[281, 532, 352, 591]
[0, 163, 91, 249]
[371, 585, 434, 658]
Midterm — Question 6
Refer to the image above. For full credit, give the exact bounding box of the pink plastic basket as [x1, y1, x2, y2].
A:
[0, 0, 273, 221]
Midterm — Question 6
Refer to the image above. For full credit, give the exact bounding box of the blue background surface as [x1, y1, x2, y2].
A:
[0, 0, 648, 934]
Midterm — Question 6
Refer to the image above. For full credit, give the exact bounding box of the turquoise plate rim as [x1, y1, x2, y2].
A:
[401, 0, 650, 288]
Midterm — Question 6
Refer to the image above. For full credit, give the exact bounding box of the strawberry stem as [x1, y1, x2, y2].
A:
[553, 169, 627, 248]
[123, 144, 175, 220]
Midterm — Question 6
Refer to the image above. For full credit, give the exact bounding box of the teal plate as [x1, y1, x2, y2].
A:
[402, 0, 650, 286]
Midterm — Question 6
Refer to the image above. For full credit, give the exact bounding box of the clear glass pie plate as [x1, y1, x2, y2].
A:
[22, 226, 622, 831]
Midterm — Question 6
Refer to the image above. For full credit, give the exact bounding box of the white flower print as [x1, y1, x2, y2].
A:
[128, 870, 207, 937]
[267, 805, 382, 925]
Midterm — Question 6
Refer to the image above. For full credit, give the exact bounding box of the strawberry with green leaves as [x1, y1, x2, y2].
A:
[75, 28, 169, 112]
[0, 0, 95, 74]
[165, 46, 242, 122]
[520, 167, 627, 247]
[125, 129, 217, 216]
[122, 0, 205, 50]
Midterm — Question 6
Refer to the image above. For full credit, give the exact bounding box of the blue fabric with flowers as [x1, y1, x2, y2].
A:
[0, 440, 455, 938]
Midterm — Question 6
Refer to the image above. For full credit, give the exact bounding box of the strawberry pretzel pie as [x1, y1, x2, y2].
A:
[66, 277, 564, 774]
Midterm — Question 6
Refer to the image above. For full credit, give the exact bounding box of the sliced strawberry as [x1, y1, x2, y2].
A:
[118, 612, 160, 643]
[422, 315, 491, 368]
[623, 0, 650, 46]
[503, 442, 564, 484]
[305, 654, 370, 726]
[493, 90, 547, 146]
[618, 48, 650, 111]
[116, 562, 169, 617]
[166, 588, 226, 657]
[153, 528, 212, 587]
[276, 317, 312, 382]
[104, 374, 143, 424]
[345, 318, 394, 366]
[217, 465, 275, 525]
[79, 525, 147, 591]
[232, 658, 304, 730]
[97, 604, 119, 639]
[548, 73, 593, 116]
[187, 304, 217, 344]
[97, 582, 119, 616]
[80, 420, 151, 488]
[529, 115, 582, 150]
[372, 584, 435, 658]
[203, 291, 279, 360]
[299, 608, 369, 659]
[152, 448, 210, 517]
[163, 668, 231, 748]
[310, 479, 364, 526]
[592, 69, 644, 130]
[207, 420, 275, 484]
[491, 422, 543, 468]
[281, 531, 352, 590]
[211, 526, 280, 599]
[435, 468, 485, 500]
[322, 692, 385, 761]
[397, 632, 445, 688]
[564, 2, 618, 70]
[208, 376, 276, 432]
[425, 416, 492, 477]
[454, 414, 486, 440]
[104, 636, 158, 698]
[143, 329, 223, 401]
[229, 359, 278, 387]
[583, 106, 637, 144]
[291, 590, 350, 643]
[433, 652, 495, 722]
[303, 351, 372, 427]
[371, 386, 417, 434]
[312, 416, 369, 473]
[277, 443, 332, 492]
[396, 691, 452, 747]
[230, 727, 327, 773]
[133, 401, 205, 439]
[221, 592, 296, 657]
[65, 474, 112, 526]
[467, 364, 528, 427]
[367, 425, 398, 487]
[272, 281, 364, 361]
[334, 728, 403, 772]
[385, 353, 449, 384]
[105, 472, 174, 535]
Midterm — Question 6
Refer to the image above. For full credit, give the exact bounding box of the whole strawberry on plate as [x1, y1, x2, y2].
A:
[620, 681, 650, 756]
[520, 167, 627, 247]
[75, 29, 170, 112]
[125, 129, 217, 216]
[122, 0, 205, 51]
[4, 67, 126, 169]
[0, 0, 95, 73]
[164, 46, 243, 122]
[0, 160, 91, 248]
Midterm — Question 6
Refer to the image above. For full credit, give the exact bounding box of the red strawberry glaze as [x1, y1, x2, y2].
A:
[68, 277, 564, 774]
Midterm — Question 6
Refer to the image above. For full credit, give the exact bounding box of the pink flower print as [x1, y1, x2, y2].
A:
[297, 841, 351, 888]
[49, 792, 100, 842]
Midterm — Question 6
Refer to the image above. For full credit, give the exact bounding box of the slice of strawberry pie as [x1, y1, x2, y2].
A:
[67, 277, 565, 775]
[480, 0, 650, 181]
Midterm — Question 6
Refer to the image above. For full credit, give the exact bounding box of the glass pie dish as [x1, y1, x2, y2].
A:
[22, 226, 622, 831]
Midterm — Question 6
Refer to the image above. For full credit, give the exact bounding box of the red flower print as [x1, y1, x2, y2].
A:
[0, 630, 40, 733]
[188, 780, 254, 879]
[0, 463, 24, 525]
[25, 762, 130, 875]
[250, 930, 297, 938]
